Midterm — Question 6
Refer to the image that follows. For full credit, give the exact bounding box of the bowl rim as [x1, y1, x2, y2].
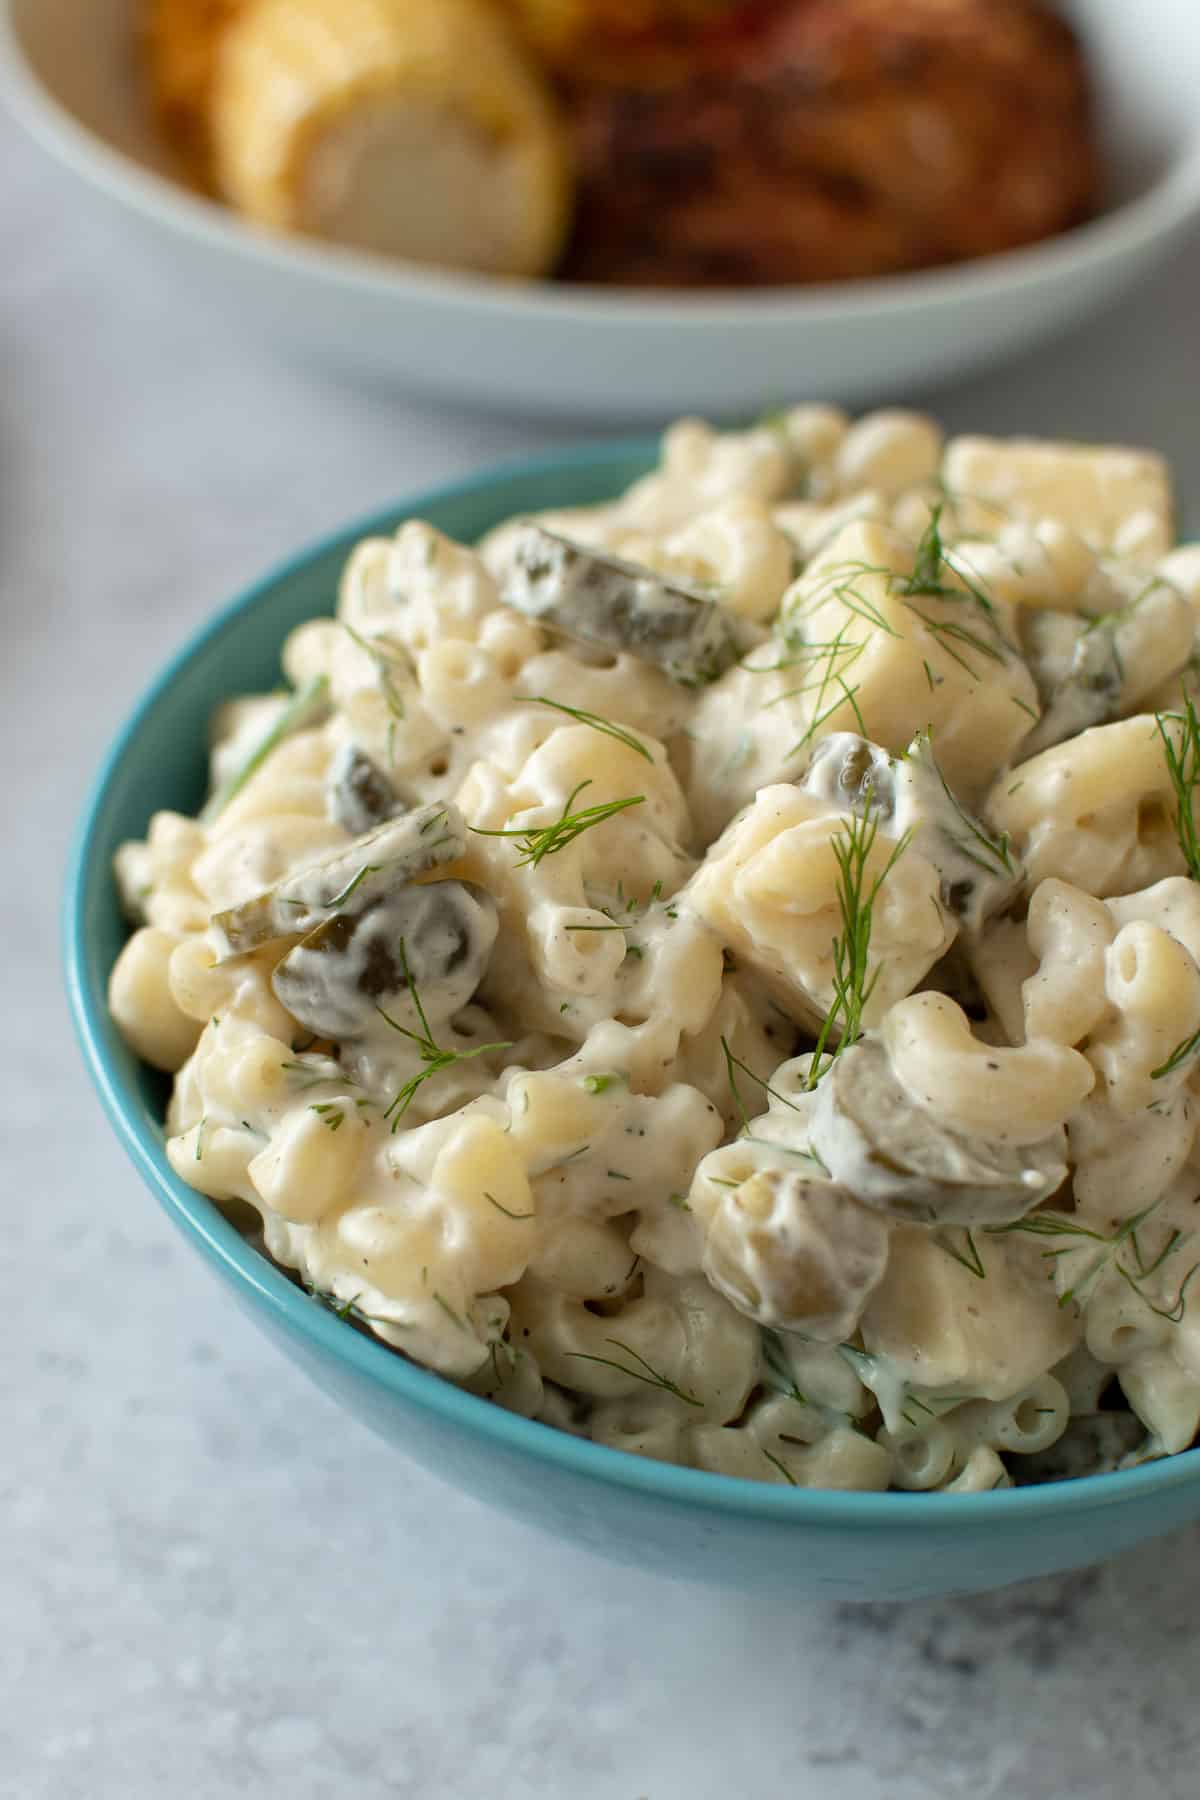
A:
[6, 0, 1200, 329]
[63, 439, 1200, 1525]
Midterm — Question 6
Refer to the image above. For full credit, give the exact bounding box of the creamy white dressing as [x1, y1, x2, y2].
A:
[110, 407, 1200, 1488]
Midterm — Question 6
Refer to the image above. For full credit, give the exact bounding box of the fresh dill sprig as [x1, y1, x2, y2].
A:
[583, 1072, 627, 1095]
[770, 624, 870, 762]
[761, 1329, 810, 1406]
[1155, 699, 1200, 880]
[761, 1448, 798, 1485]
[902, 506, 949, 596]
[301, 1278, 392, 1330]
[1152, 1026, 1200, 1081]
[1081, 574, 1170, 639]
[309, 1102, 347, 1132]
[991, 1198, 1200, 1321]
[470, 781, 645, 868]
[718, 1043, 831, 1173]
[529, 697, 653, 764]
[938, 1229, 986, 1281]
[896, 509, 1014, 671]
[565, 1338, 703, 1407]
[200, 675, 329, 824]
[377, 940, 510, 1130]
[805, 800, 912, 1089]
[483, 1191, 535, 1221]
[906, 605, 1006, 676]
[907, 731, 1015, 877]
[324, 864, 381, 910]
[281, 1056, 347, 1091]
[720, 1036, 804, 1129]
[342, 624, 407, 725]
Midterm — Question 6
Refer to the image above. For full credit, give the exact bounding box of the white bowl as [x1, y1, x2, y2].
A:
[5, 0, 1200, 421]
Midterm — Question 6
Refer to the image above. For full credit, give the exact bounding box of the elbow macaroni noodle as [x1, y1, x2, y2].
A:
[110, 407, 1200, 1489]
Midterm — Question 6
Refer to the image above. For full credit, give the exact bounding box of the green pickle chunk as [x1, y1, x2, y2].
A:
[212, 802, 466, 957]
[503, 525, 748, 688]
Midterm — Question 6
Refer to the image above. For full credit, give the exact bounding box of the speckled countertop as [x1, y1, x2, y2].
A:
[5, 98, 1200, 1800]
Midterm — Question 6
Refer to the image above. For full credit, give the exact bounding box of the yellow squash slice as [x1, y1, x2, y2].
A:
[212, 0, 570, 277]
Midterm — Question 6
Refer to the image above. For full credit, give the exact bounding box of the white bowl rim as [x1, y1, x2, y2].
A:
[5, 0, 1200, 330]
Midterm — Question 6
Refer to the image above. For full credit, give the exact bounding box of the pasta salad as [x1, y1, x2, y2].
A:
[110, 406, 1200, 1492]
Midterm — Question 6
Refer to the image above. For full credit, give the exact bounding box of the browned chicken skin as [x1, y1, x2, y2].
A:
[561, 0, 1100, 286]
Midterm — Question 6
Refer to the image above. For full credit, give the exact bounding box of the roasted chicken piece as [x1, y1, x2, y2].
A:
[562, 0, 1100, 286]
[500, 0, 746, 78]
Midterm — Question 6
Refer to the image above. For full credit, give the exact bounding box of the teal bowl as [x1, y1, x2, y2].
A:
[65, 444, 1200, 1601]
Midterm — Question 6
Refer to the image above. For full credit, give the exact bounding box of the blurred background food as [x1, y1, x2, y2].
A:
[144, 0, 1101, 286]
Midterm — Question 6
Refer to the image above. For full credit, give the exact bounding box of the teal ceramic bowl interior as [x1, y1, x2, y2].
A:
[65, 443, 1200, 1601]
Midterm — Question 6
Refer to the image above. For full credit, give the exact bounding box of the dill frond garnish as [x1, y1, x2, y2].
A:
[483, 1191, 534, 1221]
[772, 530, 1010, 759]
[991, 1198, 1200, 1321]
[804, 800, 912, 1089]
[907, 731, 1015, 878]
[718, 1042, 830, 1172]
[300, 1277, 408, 1331]
[1155, 699, 1200, 880]
[281, 1056, 347, 1091]
[762, 1329, 810, 1406]
[720, 1036, 804, 1128]
[761, 1448, 798, 1485]
[200, 675, 330, 824]
[761, 631, 869, 762]
[938, 1229, 986, 1280]
[1151, 1026, 1200, 1081]
[377, 940, 510, 1130]
[905, 605, 1006, 676]
[565, 1338, 702, 1407]
[529, 697, 653, 764]
[342, 623, 407, 727]
[470, 781, 645, 868]
[309, 1102, 346, 1132]
[896, 507, 1015, 672]
[323, 864, 381, 910]
[583, 1072, 627, 1095]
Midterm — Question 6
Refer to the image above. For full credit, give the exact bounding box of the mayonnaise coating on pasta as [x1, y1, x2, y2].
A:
[111, 405, 1200, 1490]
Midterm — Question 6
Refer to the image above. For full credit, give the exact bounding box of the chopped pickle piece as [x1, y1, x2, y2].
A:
[702, 1167, 889, 1341]
[809, 1038, 1067, 1227]
[212, 802, 466, 956]
[502, 524, 748, 687]
[327, 743, 403, 835]
[1018, 581, 1193, 757]
[1011, 1411, 1145, 1484]
[802, 731, 1021, 933]
[271, 880, 497, 1043]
